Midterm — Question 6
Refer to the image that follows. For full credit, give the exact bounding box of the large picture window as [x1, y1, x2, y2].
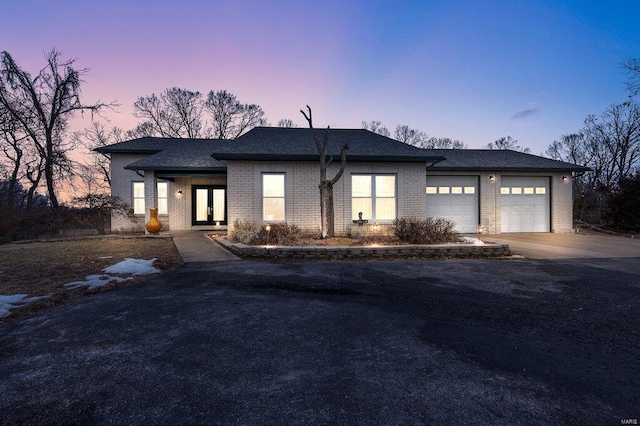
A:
[263, 173, 285, 221]
[351, 174, 396, 221]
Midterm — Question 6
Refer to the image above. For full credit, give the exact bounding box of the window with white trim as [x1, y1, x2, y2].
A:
[262, 173, 285, 221]
[351, 174, 396, 221]
[132, 182, 169, 215]
[132, 182, 145, 215]
[157, 182, 168, 215]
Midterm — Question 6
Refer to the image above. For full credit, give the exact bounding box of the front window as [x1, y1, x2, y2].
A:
[157, 182, 168, 215]
[132, 182, 169, 215]
[263, 173, 285, 221]
[352, 174, 396, 221]
[133, 182, 145, 215]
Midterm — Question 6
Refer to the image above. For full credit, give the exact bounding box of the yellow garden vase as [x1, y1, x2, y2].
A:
[145, 208, 163, 234]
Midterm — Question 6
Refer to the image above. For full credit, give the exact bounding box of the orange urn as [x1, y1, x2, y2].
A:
[145, 208, 163, 234]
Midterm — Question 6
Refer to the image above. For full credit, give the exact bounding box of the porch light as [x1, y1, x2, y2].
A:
[562, 176, 568, 182]
[489, 175, 495, 182]
[176, 190, 183, 199]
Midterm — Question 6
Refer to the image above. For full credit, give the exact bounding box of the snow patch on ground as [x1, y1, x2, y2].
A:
[65, 275, 133, 290]
[459, 237, 485, 245]
[0, 294, 52, 318]
[103, 258, 161, 276]
[64, 258, 160, 290]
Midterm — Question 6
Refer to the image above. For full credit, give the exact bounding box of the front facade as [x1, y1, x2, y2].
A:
[99, 127, 587, 235]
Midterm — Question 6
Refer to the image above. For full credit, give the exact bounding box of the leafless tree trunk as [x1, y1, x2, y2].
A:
[300, 105, 348, 238]
[0, 49, 113, 208]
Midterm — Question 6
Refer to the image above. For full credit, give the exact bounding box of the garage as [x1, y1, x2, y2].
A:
[426, 176, 479, 233]
[500, 176, 550, 233]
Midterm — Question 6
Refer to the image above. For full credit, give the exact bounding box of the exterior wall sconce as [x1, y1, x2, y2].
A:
[489, 175, 495, 182]
[562, 176, 568, 182]
[176, 190, 183, 199]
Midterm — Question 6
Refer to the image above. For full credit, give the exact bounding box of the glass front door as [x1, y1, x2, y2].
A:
[192, 186, 226, 225]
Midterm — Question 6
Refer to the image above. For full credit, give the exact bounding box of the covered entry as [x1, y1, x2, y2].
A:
[426, 176, 479, 233]
[500, 176, 550, 233]
[192, 185, 227, 226]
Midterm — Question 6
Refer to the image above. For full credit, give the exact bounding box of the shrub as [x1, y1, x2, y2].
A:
[230, 220, 302, 245]
[259, 222, 301, 245]
[391, 217, 458, 244]
[230, 219, 262, 244]
[603, 172, 640, 232]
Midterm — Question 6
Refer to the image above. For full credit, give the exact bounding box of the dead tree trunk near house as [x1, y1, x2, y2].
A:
[300, 105, 348, 238]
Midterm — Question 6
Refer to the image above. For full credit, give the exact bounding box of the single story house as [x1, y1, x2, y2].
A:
[97, 127, 589, 235]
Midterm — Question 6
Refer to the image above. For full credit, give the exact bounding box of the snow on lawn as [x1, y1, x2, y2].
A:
[64, 275, 133, 290]
[459, 236, 485, 245]
[64, 258, 160, 290]
[0, 294, 52, 318]
[103, 258, 160, 276]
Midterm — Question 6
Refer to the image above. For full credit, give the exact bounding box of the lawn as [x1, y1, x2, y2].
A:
[0, 236, 183, 320]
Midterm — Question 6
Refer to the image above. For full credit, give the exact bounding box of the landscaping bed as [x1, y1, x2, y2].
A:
[216, 237, 510, 260]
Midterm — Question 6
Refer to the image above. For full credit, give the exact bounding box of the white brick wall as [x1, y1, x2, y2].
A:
[227, 161, 427, 236]
[110, 154, 147, 232]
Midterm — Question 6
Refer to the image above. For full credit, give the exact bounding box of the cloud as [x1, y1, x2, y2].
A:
[511, 108, 539, 119]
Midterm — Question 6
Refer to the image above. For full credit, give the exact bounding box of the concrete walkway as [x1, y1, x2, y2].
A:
[171, 231, 239, 262]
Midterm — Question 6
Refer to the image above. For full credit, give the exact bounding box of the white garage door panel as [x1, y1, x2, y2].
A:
[426, 176, 478, 233]
[501, 176, 550, 233]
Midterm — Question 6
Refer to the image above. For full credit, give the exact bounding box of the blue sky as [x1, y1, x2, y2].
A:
[2, 0, 639, 154]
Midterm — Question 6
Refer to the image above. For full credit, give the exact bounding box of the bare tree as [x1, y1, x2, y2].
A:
[361, 120, 390, 137]
[488, 136, 531, 153]
[583, 102, 640, 187]
[205, 90, 266, 139]
[133, 87, 205, 138]
[422, 137, 466, 149]
[74, 121, 124, 187]
[277, 118, 297, 128]
[622, 57, 640, 99]
[300, 105, 348, 238]
[394, 124, 428, 147]
[0, 49, 112, 208]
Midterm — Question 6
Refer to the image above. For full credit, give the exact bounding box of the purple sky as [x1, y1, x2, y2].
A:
[2, 0, 639, 154]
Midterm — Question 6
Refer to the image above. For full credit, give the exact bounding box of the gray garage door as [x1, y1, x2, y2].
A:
[500, 176, 550, 233]
[426, 176, 479, 233]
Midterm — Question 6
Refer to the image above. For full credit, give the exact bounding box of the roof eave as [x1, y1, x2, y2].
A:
[124, 165, 227, 172]
[432, 166, 591, 172]
[95, 148, 163, 154]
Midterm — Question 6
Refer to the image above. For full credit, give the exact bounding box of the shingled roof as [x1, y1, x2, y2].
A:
[209, 127, 445, 162]
[423, 149, 590, 172]
[96, 127, 589, 172]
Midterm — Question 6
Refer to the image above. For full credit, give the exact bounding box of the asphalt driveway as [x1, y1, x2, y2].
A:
[1, 258, 639, 425]
[482, 232, 640, 259]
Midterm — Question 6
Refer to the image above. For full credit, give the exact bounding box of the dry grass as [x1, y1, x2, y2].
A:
[0, 236, 183, 321]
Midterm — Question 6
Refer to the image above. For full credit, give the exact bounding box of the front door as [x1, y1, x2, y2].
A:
[192, 186, 227, 226]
